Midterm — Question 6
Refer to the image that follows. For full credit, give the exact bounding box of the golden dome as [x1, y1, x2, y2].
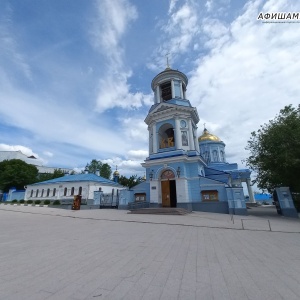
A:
[198, 128, 221, 142]
[113, 170, 119, 176]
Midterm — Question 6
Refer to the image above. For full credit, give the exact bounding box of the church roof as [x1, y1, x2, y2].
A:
[198, 128, 221, 142]
[30, 173, 123, 186]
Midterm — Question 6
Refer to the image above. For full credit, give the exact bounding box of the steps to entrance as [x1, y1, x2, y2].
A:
[128, 207, 191, 215]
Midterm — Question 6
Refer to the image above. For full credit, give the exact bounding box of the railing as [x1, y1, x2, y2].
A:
[100, 194, 119, 208]
[128, 201, 150, 210]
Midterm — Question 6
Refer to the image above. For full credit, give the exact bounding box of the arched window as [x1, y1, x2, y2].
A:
[160, 81, 172, 101]
[46, 189, 50, 197]
[158, 123, 175, 149]
[78, 187, 82, 195]
[220, 150, 225, 162]
[64, 187, 67, 196]
[203, 151, 210, 162]
[213, 150, 218, 162]
[53, 188, 56, 196]
[71, 187, 75, 196]
[173, 80, 182, 98]
[36, 189, 39, 197]
[41, 189, 44, 197]
[30, 190, 33, 197]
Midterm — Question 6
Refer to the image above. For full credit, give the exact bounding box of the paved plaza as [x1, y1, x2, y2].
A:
[0, 205, 300, 300]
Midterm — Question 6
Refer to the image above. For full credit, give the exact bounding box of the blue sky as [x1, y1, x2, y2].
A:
[0, 0, 299, 181]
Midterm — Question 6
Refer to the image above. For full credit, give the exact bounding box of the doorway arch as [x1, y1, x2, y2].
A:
[161, 169, 177, 207]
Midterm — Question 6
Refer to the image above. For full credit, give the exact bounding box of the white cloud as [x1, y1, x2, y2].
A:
[0, 83, 129, 156]
[91, 0, 137, 64]
[0, 5, 31, 80]
[188, 0, 300, 166]
[43, 151, 53, 157]
[102, 148, 149, 177]
[169, 0, 179, 14]
[127, 149, 148, 160]
[90, 0, 152, 112]
[119, 117, 148, 143]
[96, 73, 153, 112]
[149, 0, 200, 70]
[205, 0, 213, 12]
[102, 156, 144, 177]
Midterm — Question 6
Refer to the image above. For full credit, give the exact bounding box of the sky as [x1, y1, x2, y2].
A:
[0, 0, 299, 181]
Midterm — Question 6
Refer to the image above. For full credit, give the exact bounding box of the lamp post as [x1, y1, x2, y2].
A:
[149, 170, 154, 181]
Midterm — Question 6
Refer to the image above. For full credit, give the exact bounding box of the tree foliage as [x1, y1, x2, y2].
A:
[100, 163, 112, 179]
[85, 159, 112, 179]
[38, 169, 66, 182]
[118, 175, 144, 189]
[246, 105, 300, 193]
[0, 159, 38, 192]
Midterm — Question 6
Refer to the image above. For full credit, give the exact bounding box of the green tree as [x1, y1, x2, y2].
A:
[85, 159, 112, 179]
[38, 169, 66, 182]
[0, 159, 38, 192]
[100, 163, 112, 179]
[246, 105, 300, 193]
[118, 175, 143, 189]
[85, 159, 102, 174]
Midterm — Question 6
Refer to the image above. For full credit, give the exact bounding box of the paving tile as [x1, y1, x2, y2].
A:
[0, 206, 300, 300]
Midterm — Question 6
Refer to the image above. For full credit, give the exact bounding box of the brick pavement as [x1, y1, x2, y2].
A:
[0, 205, 300, 300]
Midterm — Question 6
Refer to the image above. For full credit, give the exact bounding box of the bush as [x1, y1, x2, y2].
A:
[34, 200, 41, 205]
[53, 200, 61, 205]
[43, 200, 50, 205]
[11, 199, 18, 203]
[19, 199, 25, 204]
[27, 200, 33, 204]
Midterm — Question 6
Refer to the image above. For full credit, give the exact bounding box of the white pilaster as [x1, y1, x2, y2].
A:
[188, 119, 195, 150]
[175, 118, 181, 149]
[180, 81, 183, 99]
[149, 129, 153, 154]
[171, 80, 175, 99]
[150, 180, 159, 204]
[152, 123, 157, 153]
[194, 129, 200, 152]
[156, 86, 160, 103]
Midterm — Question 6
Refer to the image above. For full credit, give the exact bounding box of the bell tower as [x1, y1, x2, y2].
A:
[142, 66, 206, 210]
[145, 67, 200, 156]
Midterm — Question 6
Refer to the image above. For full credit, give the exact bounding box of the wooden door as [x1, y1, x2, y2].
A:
[161, 180, 170, 207]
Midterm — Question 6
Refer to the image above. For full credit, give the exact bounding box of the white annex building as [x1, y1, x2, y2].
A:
[24, 173, 124, 205]
[0, 150, 72, 174]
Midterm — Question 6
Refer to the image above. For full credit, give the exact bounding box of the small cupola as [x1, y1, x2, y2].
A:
[151, 67, 188, 104]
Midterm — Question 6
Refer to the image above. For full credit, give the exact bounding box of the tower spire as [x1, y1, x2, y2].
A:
[165, 52, 171, 69]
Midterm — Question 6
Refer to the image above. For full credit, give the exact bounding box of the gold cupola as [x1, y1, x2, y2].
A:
[113, 166, 120, 176]
[198, 128, 221, 142]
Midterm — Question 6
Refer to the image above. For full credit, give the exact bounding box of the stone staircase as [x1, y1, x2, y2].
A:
[128, 207, 191, 215]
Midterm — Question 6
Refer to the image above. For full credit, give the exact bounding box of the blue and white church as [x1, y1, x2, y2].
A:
[119, 66, 255, 215]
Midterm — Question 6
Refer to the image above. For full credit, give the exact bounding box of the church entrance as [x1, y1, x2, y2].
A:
[161, 170, 177, 207]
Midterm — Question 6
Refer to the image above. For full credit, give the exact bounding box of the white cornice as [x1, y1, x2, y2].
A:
[142, 154, 207, 167]
[145, 103, 199, 125]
